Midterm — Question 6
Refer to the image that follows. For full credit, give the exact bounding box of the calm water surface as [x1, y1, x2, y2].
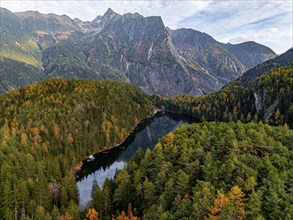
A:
[76, 112, 197, 209]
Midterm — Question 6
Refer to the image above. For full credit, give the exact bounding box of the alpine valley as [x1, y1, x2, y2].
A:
[0, 6, 292, 220]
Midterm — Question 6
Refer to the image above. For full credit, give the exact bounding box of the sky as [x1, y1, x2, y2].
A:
[1, 0, 292, 54]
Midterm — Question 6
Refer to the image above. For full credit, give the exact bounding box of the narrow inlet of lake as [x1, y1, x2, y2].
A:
[76, 112, 197, 209]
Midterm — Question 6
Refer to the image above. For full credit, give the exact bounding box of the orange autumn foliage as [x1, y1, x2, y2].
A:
[67, 133, 74, 143]
[86, 208, 99, 220]
[206, 185, 246, 220]
[228, 185, 245, 219]
[116, 203, 138, 220]
[209, 192, 230, 217]
[61, 214, 73, 220]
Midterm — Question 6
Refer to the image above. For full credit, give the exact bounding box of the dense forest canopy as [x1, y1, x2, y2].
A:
[256, 67, 293, 127]
[155, 66, 293, 128]
[92, 122, 293, 219]
[0, 78, 153, 219]
[0, 63, 292, 219]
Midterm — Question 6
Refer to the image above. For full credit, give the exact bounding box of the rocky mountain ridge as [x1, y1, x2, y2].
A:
[227, 47, 293, 89]
[0, 7, 277, 96]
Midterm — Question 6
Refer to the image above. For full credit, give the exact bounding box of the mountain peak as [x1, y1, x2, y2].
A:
[90, 8, 121, 30]
[123, 12, 144, 19]
[223, 41, 276, 69]
[104, 8, 118, 17]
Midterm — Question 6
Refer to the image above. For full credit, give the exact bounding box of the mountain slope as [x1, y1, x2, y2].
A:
[15, 10, 82, 33]
[255, 66, 293, 126]
[155, 50, 293, 127]
[94, 15, 214, 95]
[223, 41, 276, 69]
[228, 47, 293, 89]
[0, 7, 40, 66]
[169, 28, 247, 84]
[0, 8, 45, 92]
[43, 10, 211, 96]
[40, 9, 277, 96]
[15, 10, 83, 48]
[0, 58, 44, 93]
[0, 7, 278, 96]
[41, 32, 98, 79]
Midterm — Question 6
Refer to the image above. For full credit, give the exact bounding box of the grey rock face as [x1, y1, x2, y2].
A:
[0, 7, 278, 96]
[223, 41, 276, 69]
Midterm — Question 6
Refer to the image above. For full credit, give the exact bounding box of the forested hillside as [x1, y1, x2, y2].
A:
[155, 86, 256, 122]
[0, 8, 45, 93]
[0, 79, 153, 219]
[155, 66, 293, 128]
[256, 67, 293, 127]
[91, 122, 293, 219]
[0, 64, 291, 220]
[228, 48, 293, 89]
[0, 4, 291, 220]
[0, 67, 291, 220]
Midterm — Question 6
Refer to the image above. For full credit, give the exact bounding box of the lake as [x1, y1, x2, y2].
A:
[76, 112, 197, 209]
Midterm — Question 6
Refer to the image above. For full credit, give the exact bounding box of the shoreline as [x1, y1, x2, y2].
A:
[74, 108, 165, 174]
